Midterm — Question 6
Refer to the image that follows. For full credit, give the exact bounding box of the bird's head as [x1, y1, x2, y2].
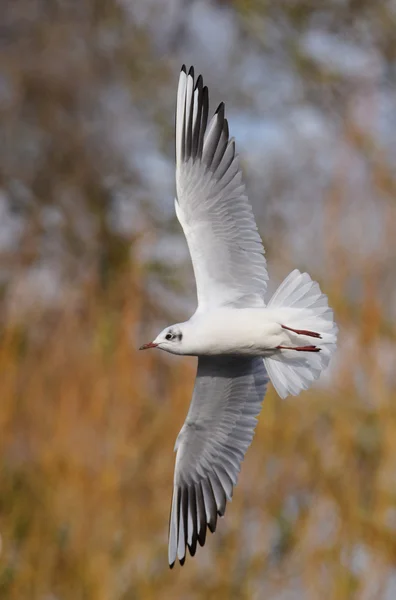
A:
[139, 324, 186, 355]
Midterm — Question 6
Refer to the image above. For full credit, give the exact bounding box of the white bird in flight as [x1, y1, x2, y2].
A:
[140, 65, 337, 568]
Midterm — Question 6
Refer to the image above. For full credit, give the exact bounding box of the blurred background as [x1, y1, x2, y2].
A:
[1, 0, 396, 598]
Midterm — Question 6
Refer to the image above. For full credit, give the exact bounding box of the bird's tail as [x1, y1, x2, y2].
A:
[264, 269, 337, 399]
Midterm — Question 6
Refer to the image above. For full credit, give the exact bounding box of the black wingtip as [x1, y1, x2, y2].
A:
[169, 561, 175, 570]
[188, 65, 194, 78]
[188, 542, 197, 557]
[181, 64, 186, 73]
[208, 520, 216, 534]
[198, 530, 206, 547]
[195, 74, 203, 90]
[215, 102, 225, 116]
[179, 555, 186, 566]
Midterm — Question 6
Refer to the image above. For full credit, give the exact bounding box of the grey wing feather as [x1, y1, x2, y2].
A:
[168, 356, 269, 568]
[175, 66, 268, 309]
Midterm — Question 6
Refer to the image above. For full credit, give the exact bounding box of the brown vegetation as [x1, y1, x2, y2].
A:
[1, 1, 396, 598]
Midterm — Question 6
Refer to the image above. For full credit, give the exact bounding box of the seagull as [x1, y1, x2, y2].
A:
[139, 65, 337, 568]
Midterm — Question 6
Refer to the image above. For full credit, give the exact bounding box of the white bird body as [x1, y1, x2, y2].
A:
[139, 65, 338, 568]
[159, 308, 310, 356]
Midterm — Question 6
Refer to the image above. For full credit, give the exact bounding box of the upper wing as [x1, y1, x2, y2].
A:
[168, 356, 269, 567]
[175, 66, 268, 310]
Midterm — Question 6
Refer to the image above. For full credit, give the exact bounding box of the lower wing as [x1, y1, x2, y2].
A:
[168, 355, 269, 567]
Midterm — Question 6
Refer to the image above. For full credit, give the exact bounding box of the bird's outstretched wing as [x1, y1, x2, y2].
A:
[168, 356, 269, 567]
[175, 66, 268, 310]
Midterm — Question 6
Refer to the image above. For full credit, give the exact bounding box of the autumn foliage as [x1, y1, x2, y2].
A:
[1, 1, 396, 598]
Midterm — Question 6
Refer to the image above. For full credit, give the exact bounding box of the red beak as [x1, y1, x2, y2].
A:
[139, 342, 158, 350]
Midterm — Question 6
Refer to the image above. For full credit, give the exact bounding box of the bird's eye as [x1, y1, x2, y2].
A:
[165, 333, 173, 341]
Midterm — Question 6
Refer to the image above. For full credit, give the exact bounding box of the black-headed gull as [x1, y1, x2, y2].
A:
[140, 66, 337, 568]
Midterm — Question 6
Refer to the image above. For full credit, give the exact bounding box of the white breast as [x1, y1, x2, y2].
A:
[187, 308, 285, 356]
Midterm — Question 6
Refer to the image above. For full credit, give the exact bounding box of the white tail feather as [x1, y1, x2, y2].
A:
[264, 269, 337, 399]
